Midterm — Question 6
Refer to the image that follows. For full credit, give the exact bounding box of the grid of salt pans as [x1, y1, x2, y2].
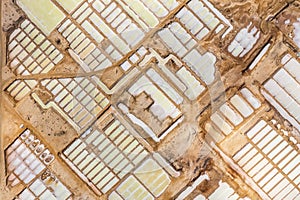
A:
[228, 23, 260, 57]
[233, 120, 300, 200]
[8, 19, 63, 75]
[41, 77, 109, 130]
[263, 54, 300, 132]
[205, 88, 261, 142]
[204, 181, 250, 200]
[62, 112, 148, 194]
[178, 177, 249, 200]
[6, 129, 54, 187]
[16, 170, 72, 200]
[176, 0, 226, 41]
[6, 79, 38, 101]
[158, 20, 217, 85]
[176, 66, 205, 100]
[57, 0, 145, 71]
[109, 158, 171, 200]
[121, 0, 178, 28]
[119, 46, 148, 71]
[158, 21, 197, 58]
[6, 19, 64, 102]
